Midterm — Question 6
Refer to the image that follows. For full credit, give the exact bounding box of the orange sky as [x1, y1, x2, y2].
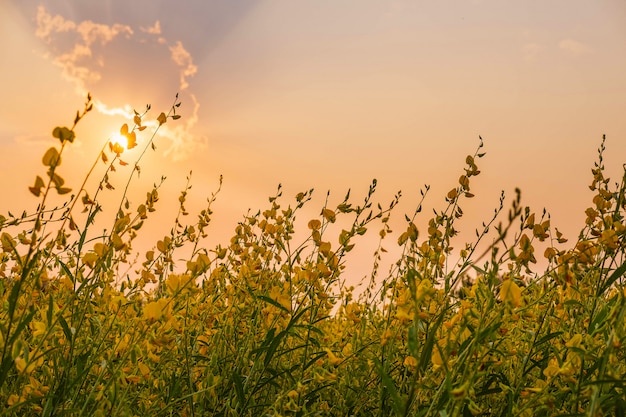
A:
[1, 1, 625, 283]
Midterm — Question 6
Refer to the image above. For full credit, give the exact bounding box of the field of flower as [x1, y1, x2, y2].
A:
[1, 94, 625, 416]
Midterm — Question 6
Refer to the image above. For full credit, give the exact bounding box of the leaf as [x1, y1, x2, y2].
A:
[339, 229, 351, 246]
[308, 219, 321, 230]
[232, 371, 245, 409]
[101, 151, 108, 163]
[171, 114, 181, 120]
[373, 358, 404, 415]
[258, 295, 290, 314]
[126, 131, 137, 149]
[597, 262, 626, 297]
[111, 233, 125, 250]
[9, 309, 36, 347]
[29, 176, 45, 196]
[58, 315, 73, 342]
[408, 325, 419, 357]
[49, 172, 65, 188]
[69, 216, 77, 231]
[322, 208, 336, 223]
[157, 112, 167, 126]
[42, 147, 61, 167]
[52, 126, 75, 143]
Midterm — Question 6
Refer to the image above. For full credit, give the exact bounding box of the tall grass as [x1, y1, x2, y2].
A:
[1, 94, 625, 416]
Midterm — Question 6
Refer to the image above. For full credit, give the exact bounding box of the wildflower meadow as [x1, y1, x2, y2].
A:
[1, 94, 625, 416]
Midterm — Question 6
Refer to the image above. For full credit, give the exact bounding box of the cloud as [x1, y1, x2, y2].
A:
[169, 41, 198, 90]
[140, 21, 161, 35]
[558, 39, 590, 57]
[34, 6, 205, 161]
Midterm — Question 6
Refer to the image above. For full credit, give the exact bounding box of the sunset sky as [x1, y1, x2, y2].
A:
[1, 1, 625, 281]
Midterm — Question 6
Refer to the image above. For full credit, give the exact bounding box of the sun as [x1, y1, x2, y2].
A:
[110, 131, 128, 151]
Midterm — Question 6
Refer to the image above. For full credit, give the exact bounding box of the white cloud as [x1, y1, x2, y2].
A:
[169, 41, 198, 90]
[34, 6, 205, 161]
[35, 7, 80, 40]
[36, 6, 133, 92]
[558, 39, 590, 57]
[141, 21, 161, 35]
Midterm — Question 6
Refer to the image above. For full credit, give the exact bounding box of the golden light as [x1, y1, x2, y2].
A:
[110, 132, 128, 150]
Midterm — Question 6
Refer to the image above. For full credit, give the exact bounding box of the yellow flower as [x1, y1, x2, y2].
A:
[395, 305, 413, 324]
[7, 394, 20, 406]
[144, 299, 168, 321]
[381, 329, 394, 346]
[324, 348, 342, 366]
[543, 358, 559, 378]
[269, 286, 292, 311]
[600, 229, 618, 250]
[403, 355, 418, 368]
[500, 279, 522, 307]
[31, 321, 47, 338]
[565, 333, 583, 349]
[138, 362, 150, 377]
[431, 347, 444, 367]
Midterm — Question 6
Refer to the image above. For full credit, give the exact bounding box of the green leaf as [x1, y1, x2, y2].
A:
[8, 308, 36, 347]
[533, 331, 563, 349]
[42, 147, 61, 167]
[419, 307, 446, 374]
[373, 357, 404, 415]
[408, 325, 418, 358]
[598, 262, 626, 297]
[29, 176, 45, 196]
[258, 295, 290, 313]
[49, 172, 65, 188]
[47, 294, 54, 327]
[58, 315, 72, 342]
[52, 126, 75, 143]
[232, 370, 245, 410]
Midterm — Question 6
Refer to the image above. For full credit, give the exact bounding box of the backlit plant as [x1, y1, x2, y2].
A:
[0, 94, 624, 416]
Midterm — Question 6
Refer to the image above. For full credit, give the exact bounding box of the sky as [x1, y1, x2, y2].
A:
[1, 0, 625, 283]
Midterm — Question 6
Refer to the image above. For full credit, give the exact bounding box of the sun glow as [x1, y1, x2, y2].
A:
[110, 132, 129, 150]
